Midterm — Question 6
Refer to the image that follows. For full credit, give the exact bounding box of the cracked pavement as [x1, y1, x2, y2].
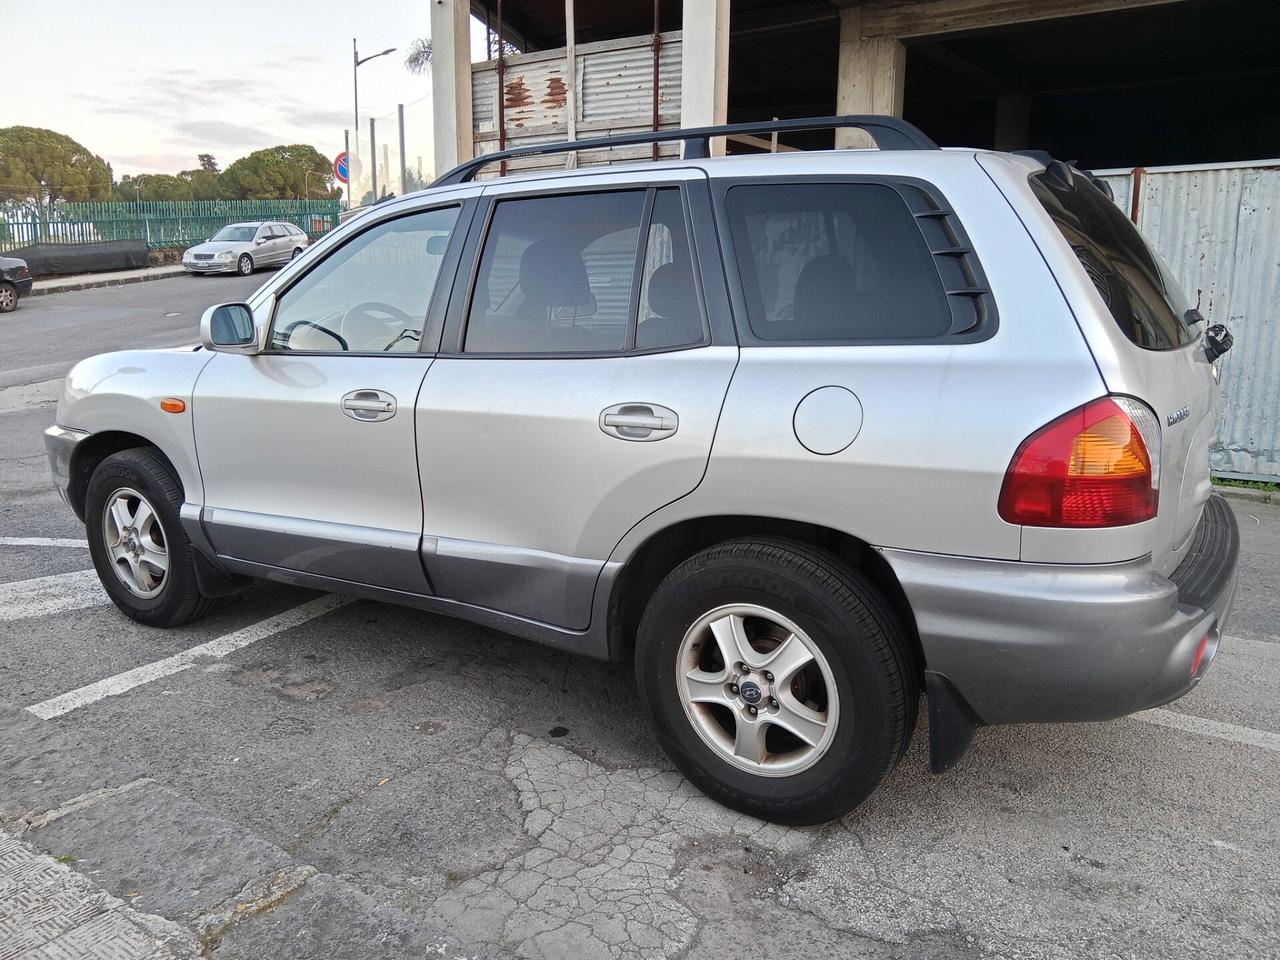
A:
[2, 278, 1279, 959]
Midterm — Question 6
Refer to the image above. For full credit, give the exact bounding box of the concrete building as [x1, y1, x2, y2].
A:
[425, 0, 1280, 480]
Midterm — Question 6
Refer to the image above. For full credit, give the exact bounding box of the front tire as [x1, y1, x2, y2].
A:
[291, 247, 303, 260]
[86, 448, 216, 627]
[635, 538, 918, 825]
[237, 254, 254, 276]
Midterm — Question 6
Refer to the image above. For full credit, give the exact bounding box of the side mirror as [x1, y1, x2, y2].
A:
[201, 303, 260, 355]
[255, 237, 269, 245]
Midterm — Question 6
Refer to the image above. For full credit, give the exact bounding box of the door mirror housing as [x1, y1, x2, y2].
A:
[201, 302, 261, 355]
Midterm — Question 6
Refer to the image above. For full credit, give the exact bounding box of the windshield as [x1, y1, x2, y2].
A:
[211, 225, 258, 242]
[1031, 173, 1195, 350]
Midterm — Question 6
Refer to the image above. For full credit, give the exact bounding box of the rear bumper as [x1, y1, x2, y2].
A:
[10, 276, 33, 295]
[881, 495, 1240, 725]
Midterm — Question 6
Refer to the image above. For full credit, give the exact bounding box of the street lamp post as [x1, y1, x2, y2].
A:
[352, 39, 396, 202]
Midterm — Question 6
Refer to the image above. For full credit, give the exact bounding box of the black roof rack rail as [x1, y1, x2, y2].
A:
[433, 115, 939, 186]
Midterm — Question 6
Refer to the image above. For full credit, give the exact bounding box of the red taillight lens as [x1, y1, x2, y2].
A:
[998, 397, 1159, 528]
[17, 265, 30, 279]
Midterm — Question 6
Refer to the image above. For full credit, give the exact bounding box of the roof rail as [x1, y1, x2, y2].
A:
[433, 115, 939, 186]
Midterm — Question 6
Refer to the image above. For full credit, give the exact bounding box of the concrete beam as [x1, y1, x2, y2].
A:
[860, 0, 1189, 40]
[680, 0, 730, 154]
[431, 0, 474, 177]
[836, 7, 906, 148]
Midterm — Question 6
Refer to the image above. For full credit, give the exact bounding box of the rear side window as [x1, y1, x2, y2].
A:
[464, 188, 705, 355]
[725, 183, 953, 341]
[1032, 174, 1194, 350]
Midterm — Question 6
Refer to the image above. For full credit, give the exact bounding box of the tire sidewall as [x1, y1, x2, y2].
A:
[637, 549, 903, 817]
[238, 254, 253, 275]
[0, 282, 16, 312]
[86, 454, 193, 624]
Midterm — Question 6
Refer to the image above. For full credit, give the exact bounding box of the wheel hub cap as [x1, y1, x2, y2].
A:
[101, 487, 169, 599]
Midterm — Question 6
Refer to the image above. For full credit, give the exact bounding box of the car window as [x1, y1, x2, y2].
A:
[1031, 173, 1195, 350]
[269, 205, 459, 353]
[725, 183, 951, 341]
[464, 191, 646, 354]
[635, 189, 704, 350]
[212, 225, 256, 242]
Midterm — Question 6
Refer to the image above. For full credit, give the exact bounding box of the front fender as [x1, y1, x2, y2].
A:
[58, 347, 215, 506]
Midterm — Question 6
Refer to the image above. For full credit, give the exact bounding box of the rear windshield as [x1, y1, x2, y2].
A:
[1031, 173, 1194, 350]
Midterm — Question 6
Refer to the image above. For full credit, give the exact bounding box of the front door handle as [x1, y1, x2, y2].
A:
[341, 389, 396, 422]
[599, 403, 678, 441]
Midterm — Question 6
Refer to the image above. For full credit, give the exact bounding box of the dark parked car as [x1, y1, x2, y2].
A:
[0, 256, 34, 312]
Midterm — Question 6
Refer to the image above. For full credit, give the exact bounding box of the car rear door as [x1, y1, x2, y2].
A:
[415, 169, 738, 629]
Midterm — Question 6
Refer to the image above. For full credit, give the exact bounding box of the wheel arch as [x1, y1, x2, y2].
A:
[606, 514, 924, 681]
[68, 431, 181, 521]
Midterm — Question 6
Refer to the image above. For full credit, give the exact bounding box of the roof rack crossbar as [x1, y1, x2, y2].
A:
[434, 115, 939, 186]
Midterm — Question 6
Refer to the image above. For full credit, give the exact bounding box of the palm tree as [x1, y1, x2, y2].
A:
[404, 37, 432, 75]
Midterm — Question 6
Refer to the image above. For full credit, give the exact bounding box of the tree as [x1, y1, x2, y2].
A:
[177, 167, 221, 200]
[404, 37, 432, 74]
[113, 173, 194, 202]
[219, 144, 339, 200]
[197, 153, 219, 173]
[0, 126, 111, 217]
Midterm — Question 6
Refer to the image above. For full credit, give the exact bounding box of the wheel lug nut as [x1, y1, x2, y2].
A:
[747, 705, 758, 716]
[769, 697, 778, 708]
[764, 671, 774, 682]
[729, 683, 739, 695]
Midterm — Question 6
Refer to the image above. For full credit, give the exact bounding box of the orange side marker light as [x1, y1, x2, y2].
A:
[160, 398, 186, 414]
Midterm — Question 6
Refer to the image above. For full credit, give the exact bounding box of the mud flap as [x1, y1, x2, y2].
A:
[925, 671, 983, 774]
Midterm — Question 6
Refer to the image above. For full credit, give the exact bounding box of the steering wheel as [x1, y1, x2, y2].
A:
[279, 319, 349, 351]
[339, 301, 414, 351]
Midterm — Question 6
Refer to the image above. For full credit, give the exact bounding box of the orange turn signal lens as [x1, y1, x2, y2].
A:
[160, 398, 186, 414]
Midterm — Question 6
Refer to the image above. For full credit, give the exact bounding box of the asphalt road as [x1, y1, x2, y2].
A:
[1, 277, 1278, 959]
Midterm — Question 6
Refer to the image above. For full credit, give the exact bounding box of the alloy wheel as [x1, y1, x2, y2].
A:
[676, 603, 839, 777]
[101, 486, 169, 598]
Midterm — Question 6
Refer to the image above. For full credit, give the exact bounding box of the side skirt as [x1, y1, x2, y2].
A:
[215, 555, 618, 661]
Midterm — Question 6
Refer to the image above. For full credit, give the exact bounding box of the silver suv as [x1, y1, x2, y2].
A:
[45, 117, 1239, 824]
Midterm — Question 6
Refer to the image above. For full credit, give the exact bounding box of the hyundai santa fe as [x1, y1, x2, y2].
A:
[45, 116, 1238, 824]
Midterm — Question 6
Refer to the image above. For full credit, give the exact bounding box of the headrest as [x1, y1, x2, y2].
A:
[647, 260, 694, 319]
[518, 239, 593, 311]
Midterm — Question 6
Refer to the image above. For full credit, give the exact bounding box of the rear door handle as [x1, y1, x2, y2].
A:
[599, 403, 678, 441]
[341, 389, 396, 422]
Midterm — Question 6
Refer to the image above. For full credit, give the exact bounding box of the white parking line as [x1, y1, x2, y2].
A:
[0, 537, 89, 548]
[0, 569, 106, 622]
[1136, 708, 1280, 754]
[27, 594, 352, 720]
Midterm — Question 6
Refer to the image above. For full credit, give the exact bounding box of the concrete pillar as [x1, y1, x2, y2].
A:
[431, 0, 473, 178]
[994, 94, 1032, 151]
[680, 0, 730, 154]
[835, 8, 906, 149]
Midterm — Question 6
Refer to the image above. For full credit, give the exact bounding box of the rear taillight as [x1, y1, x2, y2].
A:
[17, 265, 30, 279]
[998, 396, 1160, 528]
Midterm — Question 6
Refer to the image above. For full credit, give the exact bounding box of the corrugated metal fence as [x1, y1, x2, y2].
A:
[0, 199, 343, 252]
[1097, 159, 1280, 481]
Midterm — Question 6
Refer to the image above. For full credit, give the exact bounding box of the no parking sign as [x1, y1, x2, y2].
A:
[333, 152, 350, 184]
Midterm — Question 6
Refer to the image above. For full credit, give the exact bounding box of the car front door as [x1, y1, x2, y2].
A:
[193, 201, 469, 591]
[415, 171, 738, 629]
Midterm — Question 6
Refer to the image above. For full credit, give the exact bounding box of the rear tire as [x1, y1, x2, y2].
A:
[635, 537, 918, 825]
[85, 448, 216, 627]
[0, 282, 16, 312]
[291, 247, 303, 260]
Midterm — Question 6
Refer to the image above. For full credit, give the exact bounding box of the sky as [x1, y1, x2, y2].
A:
[2, 0, 486, 180]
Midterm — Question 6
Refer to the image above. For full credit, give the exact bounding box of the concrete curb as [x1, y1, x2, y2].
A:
[1212, 483, 1275, 505]
[30, 269, 186, 297]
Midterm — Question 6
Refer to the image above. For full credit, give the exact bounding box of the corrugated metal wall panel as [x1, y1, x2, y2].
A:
[472, 32, 683, 156]
[1097, 161, 1280, 479]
